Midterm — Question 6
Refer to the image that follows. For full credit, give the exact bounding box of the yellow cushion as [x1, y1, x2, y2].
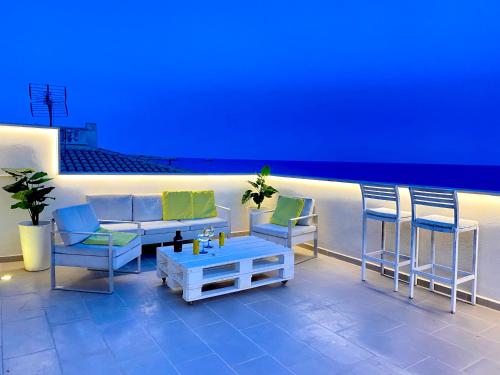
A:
[270, 196, 305, 227]
[193, 190, 217, 219]
[162, 191, 193, 220]
[82, 227, 137, 246]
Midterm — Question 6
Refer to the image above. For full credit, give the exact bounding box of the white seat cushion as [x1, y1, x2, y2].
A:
[180, 217, 227, 231]
[416, 215, 478, 229]
[141, 220, 190, 235]
[55, 236, 141, 257]
[133, 194, 163, 221]
[252, 223, 316, 239]
[100, 222, 145, 235]
[366, 207, 411, 220]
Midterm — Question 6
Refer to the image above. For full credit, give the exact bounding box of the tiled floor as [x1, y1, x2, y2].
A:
[1, 247, 500, 374]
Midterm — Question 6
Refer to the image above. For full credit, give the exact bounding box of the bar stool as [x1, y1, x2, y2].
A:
[360, 184, 412, 292]
[408, 187, 479, 314]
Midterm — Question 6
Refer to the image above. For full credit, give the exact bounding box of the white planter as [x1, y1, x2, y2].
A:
[247, 206, 270, 214]
[18, 221, 51, 271]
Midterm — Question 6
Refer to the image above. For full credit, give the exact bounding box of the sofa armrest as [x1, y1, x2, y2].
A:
[216, 205, 232, 237]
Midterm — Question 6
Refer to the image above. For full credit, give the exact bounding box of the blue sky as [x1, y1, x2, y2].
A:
[1, 1, 500, 164]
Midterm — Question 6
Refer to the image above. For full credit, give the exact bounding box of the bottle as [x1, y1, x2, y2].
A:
[173, 230, 183, 252]
[219, 232, 225, 247]
[193, 239, 200, 255]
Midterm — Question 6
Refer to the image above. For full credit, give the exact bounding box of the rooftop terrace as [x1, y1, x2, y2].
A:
[2, 248, 500, 375]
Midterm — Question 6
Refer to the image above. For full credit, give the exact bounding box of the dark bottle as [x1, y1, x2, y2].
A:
[173, 230, 183, 252]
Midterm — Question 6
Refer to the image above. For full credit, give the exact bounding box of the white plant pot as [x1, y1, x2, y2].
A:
[247, 206, 270, 214]
[18, 221, 51, 271]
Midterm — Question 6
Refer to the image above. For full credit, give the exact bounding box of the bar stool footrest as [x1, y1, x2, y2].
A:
[413, 263, 475, 286]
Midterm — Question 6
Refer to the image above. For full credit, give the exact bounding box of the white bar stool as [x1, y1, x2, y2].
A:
[408, 187, 479, 314]
[360, 184, 412, 292]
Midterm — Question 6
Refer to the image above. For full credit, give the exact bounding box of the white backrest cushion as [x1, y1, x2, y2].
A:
[53, 204, 100, 246]
[86, 194, 133, 221]
[133, 194, 163, 221]
[283, 196, 315, 225]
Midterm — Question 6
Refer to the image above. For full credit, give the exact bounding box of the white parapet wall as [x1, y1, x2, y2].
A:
[2, 123, 500, 302]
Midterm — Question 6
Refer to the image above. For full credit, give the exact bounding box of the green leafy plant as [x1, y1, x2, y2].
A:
[241, 165, 278, 209]
[1, 168, 55, 226]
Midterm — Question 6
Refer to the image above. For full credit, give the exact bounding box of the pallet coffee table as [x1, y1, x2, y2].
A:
[157, 236, 294, 303]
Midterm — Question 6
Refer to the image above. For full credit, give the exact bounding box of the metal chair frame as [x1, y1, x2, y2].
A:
[408, 187, 479, 313]
[361, 183, 411, 292]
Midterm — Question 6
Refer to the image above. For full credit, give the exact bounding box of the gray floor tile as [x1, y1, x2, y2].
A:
[101, 319, 159, 361]
[433, 325, 500, 357]
[292, 323, 372, 365]
[3, 349, 61, 375]
[384, 325, 481, 370]
[464, 358, 500, 374]
[205, 298, 268, 329]
[52, 319, 108, 358]
[242, 322, 324, 367]
[46, 300, 89, 325]
[407, 357, 462, 375]
[169, 299, 222, 329]
[58, 351, 122, 375]
[146, 319, 212, 364]
[118, 349, 178, 375]
[1, 293, 45, 322]
[246, 299, 316, 332]
[234, 355, 292, 375]
[338, 325, 427, 369]
[2, 316, 54, 359]
[175, 354, 234, 375]
[194, 321, 264, 365]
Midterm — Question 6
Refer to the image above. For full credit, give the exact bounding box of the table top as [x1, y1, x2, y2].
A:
[157, 236, 292, 269]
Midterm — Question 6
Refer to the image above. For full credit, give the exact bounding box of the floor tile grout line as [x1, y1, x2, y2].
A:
[140, 321, 182, 375]
[204, 299, 298, 375]
[174, 308, 239, 375]
[44, 308, 64, 375]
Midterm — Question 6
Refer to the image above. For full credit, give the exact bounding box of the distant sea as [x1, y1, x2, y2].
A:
[155, 158, 500, 193]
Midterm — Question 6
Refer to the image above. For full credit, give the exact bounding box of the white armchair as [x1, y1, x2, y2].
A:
[250, 196, 318, 257]
[51, 204, 142, 294]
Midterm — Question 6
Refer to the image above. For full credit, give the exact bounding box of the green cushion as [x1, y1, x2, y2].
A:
[270, 196, 305, 227]
[82, 227, 137, 246]
[162, 191, 194, 220]
[193, 190, 217, 219]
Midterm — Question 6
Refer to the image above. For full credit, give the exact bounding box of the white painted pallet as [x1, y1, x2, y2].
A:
[157, 236, 294, 302]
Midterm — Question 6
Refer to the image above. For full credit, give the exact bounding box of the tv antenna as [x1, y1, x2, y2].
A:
[29, 83, 68, 127]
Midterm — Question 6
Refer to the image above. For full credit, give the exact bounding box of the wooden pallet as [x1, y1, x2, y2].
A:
[157, 236, 294, 302]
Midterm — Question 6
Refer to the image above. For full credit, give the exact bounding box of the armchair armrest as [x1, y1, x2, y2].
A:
[287, 213, 318, 247]
[55, 230, 112, 237]
[250, 209, 275, 229]
[98, 219, 142, 235]
[288, 213, 318, 225]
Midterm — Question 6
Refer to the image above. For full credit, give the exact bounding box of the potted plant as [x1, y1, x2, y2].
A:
[242, 165, 278, 211]
[2, 168, 55, 271]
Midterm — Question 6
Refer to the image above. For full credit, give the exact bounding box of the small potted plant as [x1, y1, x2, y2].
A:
[241, 165, 278, 211]
[2, 168, 55, 271]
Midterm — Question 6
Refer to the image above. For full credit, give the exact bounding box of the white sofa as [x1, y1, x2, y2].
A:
[86, 194, 231, 245]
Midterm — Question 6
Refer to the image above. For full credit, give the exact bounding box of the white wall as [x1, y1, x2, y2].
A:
[2, 124, 500, 301]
